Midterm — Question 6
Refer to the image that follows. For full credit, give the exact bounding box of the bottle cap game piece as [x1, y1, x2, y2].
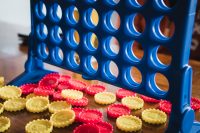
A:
[0, 103, 3, 114]
[39, 76, 58, 89]
[34, 87, 54, 96]
[79, 109, 103, 123]
[25, 119, 53, 133]
[191, 97, 200, 111]
[116, 115, 142, 132]
[4, 98, 26, 112]
[52, 91, 65, 101]
[72, 108, 84, 122]
[66, 97, 88, 107]
[59, 75, 71, 83]
[26, 96, 49, 113]
[142, 108, 167, 124]
[73, 123, 100, 133]
[85, 85, 106, 96]
[61, 89, 83, 100]
[158, 100, 172, 114]
[0, 77, 4, 87]
[96, 121, 113, 133]
[68, 79, 87, 91]
[116, 88, 136, 99]
[0, 86, 22, 100]
[20, 83, 38, 95]
[43, 73, 60, 80]
[48, 101, 71, 113]
[57, 82, 70, 91]
[50, 109, 75, 128]
[107, 103, 131, 118]
[140, 95, 160, 103]
[121, 96, 144, 110]
[26, 93, 45, 100]
[94, 92, 116, 105]
[0, 116, 10, 132]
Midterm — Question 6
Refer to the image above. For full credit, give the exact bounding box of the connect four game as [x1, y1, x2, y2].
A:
[7, 0, 199, 132]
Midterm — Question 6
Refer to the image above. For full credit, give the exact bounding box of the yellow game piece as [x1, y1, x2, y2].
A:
[116, 115, 142, 132]
[25, 119, 53, 133]
[48, 101, 71, 113]
[0, 116, 10, 132]
[61, 89, 83, 100]
[142, 108, 167, 124]
[94, 92, 116, 105]
[26, 93, 48, 100]
[4, 97, 26, 112]
[50, 109, 75, 128]
[0, 86, 21, 100]
[121, 96, 144, 110]
[0, 77, 4, 87]
[0, 103, 4, 114]
[26, 96, 49, 113]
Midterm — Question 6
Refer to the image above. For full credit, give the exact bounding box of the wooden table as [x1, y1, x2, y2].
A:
[0, 22, 200, 133]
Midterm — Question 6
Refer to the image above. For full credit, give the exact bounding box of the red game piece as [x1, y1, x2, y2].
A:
[116, 88, 136, 99]
[34, 86, 54, 96]
[96, 121, 113, 133]
[66, 97, 88, 107]
[79, 109, 103, 123]
[20, 83, 38, 95]
[39, 76, 58, 89]
[72, 108, 84, 122]
[107, 103, 131, 118]
[57, 82, 70, 91]
[140, 95, 160, 103]
[43, 73, 60, 79]
[85, 85, 106, 96]
[73, 123, 100, 133]
[68, 79, 87, 91]
[59, 75, 71, 83]
[52, 91, 65, 101]
[159, 100, 172, 114]
[191, 97, 200, 111]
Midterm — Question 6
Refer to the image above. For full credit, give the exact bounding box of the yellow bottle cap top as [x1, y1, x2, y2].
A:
[116, 115, 142, 132]
[50, 109, 75, 128]
[94, 92, 116, 105]
[26, 93, 48, 100]
[26, 96, 49, 113]
[61, 89, 83, 100]
[0, 86, 21, 100]
[142, 108, 167, 124]
[0, 116, 10, 132]
[122, 96, 144, 110]
[0, 103, 4, 114]
[48, 101, 71, 113]
[4, 97, 26, 112]
[25, 119, 53, 133]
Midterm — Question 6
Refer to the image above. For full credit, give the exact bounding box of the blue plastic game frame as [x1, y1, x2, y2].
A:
[9, 0, 199, 132]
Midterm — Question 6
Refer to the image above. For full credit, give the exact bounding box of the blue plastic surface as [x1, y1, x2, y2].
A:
[9, 0, 199, 132]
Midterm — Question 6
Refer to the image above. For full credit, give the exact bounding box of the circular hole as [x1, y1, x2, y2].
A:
[36, 23, 48, 40]
[126, 13, 146, 36]
[105, 0, 120, 6]
[50, 3, 62, 22]
[103, 61, 119, 81]
[52, 47, 64, 64]
[37, 43, 49, 60]
[162, 0, 177, 8]
[67, 51, 80, 69]
[66, 29, 80, 48]
[103, 36, 120, 57]
[157, 46, 172, 66]
[128, 0, 146, 8]
[155, 73, 169, 92]
[84, 8, 99, 29]
[104, 10, 121, 32]
[159, 16, 175, 38]
[84, 32, 99, 52]
[50, 26, 63, 44]
[85, 0, 97, 3]
[84, 56, 98, 75]
[66, 6, 79, 25]
[35, 2, 47, 19]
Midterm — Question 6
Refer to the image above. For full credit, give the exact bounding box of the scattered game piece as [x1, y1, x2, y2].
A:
[61, 89, 83, 100]
[20, 83, 38, 95]
[68, 79, 87, 91]
[73, 123, 100, 133]
[94, 92, 116, 105]
[158, 100, 172, 114]
[26, 96, 49, 113]
[0, 86, 22, 100]
[121, 96, 144, 110]
[26, 93, 40, 100]
[96, 121, 113, 133]
[66, 97, 88, 107]
[72, 108, 84, 122]
[85, 85, 106, 96]
[107, 103, 131, 118]
[34, 86, 54, 96]
[57, 82, 70, 91]
[48, 101, 71, 113]
[79, 109, 103, 123]
[4, 98, 26, 112]
[39, 76, 58, 89]
[0, 103, 3, 114]
[140, 95, 160, 103]
[142, 109, 167, 124]
[50, 109, 75, 128]
[43, 73, 60, 79]
[59, 75, 71, 83]
[0, 116, 10, 132]
[0, 77, 4, 87]
[116, 88, 136, 99]
[52, 91, 65, 101]
[116, 115, 142, 132]
[191, 97, 200, 111]
[25, 119, 53, 133]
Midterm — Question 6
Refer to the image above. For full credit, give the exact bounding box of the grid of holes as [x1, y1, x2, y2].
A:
[34, 0, 176, 97]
